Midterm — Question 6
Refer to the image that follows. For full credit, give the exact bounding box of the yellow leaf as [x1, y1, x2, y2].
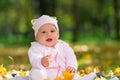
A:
[0, 64, 7, 77]
[20, 70, 26, 76]
[62, 71, 74, 80]
[114, 67, 120, 76]
[80, 73, 86, 77]
[54, 77, 62, 80]
[85, 66, 93, 74]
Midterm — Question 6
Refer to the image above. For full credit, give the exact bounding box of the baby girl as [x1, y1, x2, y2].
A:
[28, 15, 96, 80]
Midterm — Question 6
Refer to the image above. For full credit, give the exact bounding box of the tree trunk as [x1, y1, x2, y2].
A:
[72, 0, 80, 42]
[113, 0, 120, 40]
[34, 0, 56, 16]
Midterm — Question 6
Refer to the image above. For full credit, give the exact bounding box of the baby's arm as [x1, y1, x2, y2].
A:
[28, 46, 44, 69]
[63, 42, 78, 73]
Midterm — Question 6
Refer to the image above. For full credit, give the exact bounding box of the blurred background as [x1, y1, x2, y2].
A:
[0, 0, 120, 71]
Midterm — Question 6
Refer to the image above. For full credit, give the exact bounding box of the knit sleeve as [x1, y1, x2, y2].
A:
[63, 42, 78, 70]
[28, 45, 45, 69]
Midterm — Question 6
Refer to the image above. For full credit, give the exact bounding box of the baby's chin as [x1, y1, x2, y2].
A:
[38, 40, 58, 47]
[38, 42, 54, 47]
[45, 42, 57, 47]
[45, 43, 55, 47]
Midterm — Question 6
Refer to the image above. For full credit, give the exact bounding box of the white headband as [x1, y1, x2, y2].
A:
[31, 15, 59, 38]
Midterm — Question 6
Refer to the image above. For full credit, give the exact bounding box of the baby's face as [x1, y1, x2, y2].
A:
[36, 23, 59, 47]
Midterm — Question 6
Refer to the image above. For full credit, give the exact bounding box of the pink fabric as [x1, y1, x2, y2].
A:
[28, 40, 78, 80]
[31, 15, 59, 38]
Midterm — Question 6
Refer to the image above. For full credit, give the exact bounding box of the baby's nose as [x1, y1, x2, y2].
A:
[48, 32, 51, 35]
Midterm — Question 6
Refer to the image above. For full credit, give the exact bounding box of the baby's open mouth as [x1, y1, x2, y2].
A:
[46, 38, 52, 42]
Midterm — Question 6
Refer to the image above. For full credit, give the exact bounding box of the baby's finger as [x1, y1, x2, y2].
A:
[66, 67, 75, 73]
[70, 69, 75, 73]
[46, 55, 51, 58]
[66, 67, 71, 72]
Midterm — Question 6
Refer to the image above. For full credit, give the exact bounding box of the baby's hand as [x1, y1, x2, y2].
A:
[66, 66, 76, 74]
[41, 55, 51, 68]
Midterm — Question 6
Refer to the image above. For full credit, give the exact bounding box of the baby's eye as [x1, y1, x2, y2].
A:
[41, 31, 46, 33]
[51, 30, 55, 32]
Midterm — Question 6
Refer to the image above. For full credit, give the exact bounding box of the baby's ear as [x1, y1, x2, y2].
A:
[50, 16, 57, 20]
[31, 19, 38, 25]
